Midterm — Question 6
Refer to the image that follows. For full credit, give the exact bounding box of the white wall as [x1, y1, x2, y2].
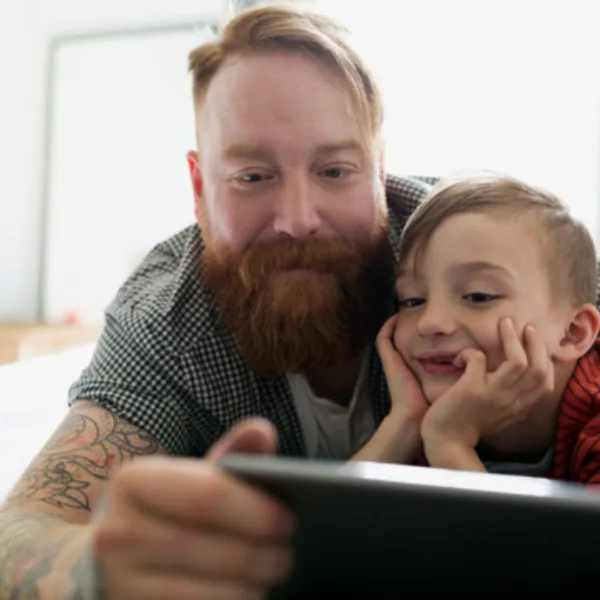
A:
[0, 0, 226, 321]
[0, 1, 46, 321]
[327, 0, 600, 242]
[43, 26, 208, 324]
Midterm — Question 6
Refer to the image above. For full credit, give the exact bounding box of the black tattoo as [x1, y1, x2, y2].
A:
[5, 401, 160, 512]
[0, 402, 162, 599]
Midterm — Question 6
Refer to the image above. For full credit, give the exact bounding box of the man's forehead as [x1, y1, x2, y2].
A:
[199, 51, 361, 136]
[206, 50, 345, 93]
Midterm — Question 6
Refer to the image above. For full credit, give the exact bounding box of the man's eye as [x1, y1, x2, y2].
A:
[320, 168, 347, 179]
[398, 297, 425, 309]
[239, 173, 268, 184]
[464, 293, 500, 304]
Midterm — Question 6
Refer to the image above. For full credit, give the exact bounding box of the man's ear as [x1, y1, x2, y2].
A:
[555, 304, 600, 362]
[187, 150, 204, 222]
[376, 137, 386, 188]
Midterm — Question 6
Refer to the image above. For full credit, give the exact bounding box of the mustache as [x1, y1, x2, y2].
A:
[235, 237, 369, 286]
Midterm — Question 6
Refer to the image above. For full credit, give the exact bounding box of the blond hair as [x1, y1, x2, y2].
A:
[399, 174, 597, 306]
[188, 4, 382, 144]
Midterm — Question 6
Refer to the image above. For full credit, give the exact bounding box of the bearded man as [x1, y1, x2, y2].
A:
[0, 5, 429, 599]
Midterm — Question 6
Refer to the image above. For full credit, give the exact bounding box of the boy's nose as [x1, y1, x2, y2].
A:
[417, 304, 457, 338]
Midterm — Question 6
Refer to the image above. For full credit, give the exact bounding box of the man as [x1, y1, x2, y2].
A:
[0, 5, 430, 599]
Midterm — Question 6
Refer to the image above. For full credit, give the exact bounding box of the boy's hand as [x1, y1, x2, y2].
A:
[376, 314, 430, 422]
[353, 315, 429, 464]
[421, 318, 554, 454]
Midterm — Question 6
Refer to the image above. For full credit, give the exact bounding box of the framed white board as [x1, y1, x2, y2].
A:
[41, 23, 217, 325]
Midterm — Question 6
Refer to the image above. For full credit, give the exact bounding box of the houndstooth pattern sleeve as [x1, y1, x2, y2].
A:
[69, 313, 198, 456]
[67, 229, 207, 456]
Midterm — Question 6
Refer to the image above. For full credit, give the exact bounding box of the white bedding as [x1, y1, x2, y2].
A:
[0, 345, 95, 501]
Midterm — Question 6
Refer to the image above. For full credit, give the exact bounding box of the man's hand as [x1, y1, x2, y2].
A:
[72, 418, 294, 599]
[421, 318, 554, 468]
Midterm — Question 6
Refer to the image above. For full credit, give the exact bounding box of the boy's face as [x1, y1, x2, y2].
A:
[393, 212, 573, 403]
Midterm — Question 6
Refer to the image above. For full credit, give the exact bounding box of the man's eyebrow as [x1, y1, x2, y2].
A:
[221, 139, 364, 162]
[313, 139, 365, 157]
[222, 143, 272, 161]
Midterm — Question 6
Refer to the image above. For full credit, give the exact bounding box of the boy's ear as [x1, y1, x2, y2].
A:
[555, 304, 600, 362]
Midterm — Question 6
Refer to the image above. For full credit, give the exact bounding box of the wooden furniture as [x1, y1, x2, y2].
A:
[0, 323, 101, 364]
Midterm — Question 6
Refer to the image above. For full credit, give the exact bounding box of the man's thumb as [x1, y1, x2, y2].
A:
[207, 418, 278, 462]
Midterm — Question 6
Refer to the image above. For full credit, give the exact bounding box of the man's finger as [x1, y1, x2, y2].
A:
[107, 572, 267, 600]
[103, 516, 292, 584]
[207, 418, 278, 462]
[114, 458, 294, 540]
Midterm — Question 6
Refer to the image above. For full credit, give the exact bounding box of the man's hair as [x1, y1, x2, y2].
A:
[188, 4, 382, 143]
[399, 174, 598, 306]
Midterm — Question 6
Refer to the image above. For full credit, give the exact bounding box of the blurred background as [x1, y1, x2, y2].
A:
[1, 0, 599, 358]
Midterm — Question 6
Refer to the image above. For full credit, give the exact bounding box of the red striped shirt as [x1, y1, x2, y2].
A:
[550, 340, 600, 484]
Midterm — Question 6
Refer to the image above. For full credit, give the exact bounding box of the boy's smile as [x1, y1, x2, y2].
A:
[416, 351, 465, 376]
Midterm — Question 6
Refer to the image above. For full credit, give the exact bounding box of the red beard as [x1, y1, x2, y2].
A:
[201, 228, 395, 373]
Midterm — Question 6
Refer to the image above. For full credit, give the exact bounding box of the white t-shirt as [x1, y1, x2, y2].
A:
[286, 352, 375, 459]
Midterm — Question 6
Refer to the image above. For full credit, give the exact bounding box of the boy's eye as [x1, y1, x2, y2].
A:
[398, 297, 425, 309]
[464, 293, 500, 304]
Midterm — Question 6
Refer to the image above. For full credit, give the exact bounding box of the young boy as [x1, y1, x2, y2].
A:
[355, 174, 600, 483]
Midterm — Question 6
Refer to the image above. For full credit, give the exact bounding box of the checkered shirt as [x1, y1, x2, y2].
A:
[67, 175, 431, 457]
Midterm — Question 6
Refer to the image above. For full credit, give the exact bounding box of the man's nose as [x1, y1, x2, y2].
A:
[272, 175, 321, 239]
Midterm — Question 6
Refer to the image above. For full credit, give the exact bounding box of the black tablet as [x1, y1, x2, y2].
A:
[219, 454, 600, 598]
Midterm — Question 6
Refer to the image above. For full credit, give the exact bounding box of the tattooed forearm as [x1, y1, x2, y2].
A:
[0, 509, 83, 600]
[63, 541, 106, 600]
[4, 401, 162, 513]
[0, 402, 162, 599]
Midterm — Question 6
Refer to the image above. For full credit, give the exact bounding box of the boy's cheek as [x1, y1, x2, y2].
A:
[468, 321, 508, 370]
